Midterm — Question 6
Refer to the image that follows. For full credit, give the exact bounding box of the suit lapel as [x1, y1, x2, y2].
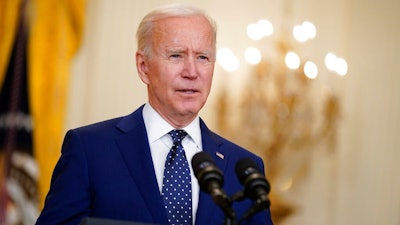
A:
[195, 120, 230, 225]
[113, 109, 231, 225]
[114, 106, 168, 224]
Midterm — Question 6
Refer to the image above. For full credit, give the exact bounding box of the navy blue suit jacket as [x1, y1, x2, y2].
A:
[36, 105, 273, 225]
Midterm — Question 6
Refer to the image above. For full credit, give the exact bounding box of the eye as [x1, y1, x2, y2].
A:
[198, 55, 209, 61]
[170, 54, 182, 59]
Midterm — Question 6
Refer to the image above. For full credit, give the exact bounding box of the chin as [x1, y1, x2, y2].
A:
[177, 99, 206, 115]
[179, 105, 202, 116]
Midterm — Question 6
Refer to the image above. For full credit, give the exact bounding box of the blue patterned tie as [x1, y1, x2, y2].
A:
[162, 130, 192, 225]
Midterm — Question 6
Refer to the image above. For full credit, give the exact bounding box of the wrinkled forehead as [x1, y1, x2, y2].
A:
[149, 17, 215, 55]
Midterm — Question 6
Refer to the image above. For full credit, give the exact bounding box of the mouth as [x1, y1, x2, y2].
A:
[177, 89, 199, 95]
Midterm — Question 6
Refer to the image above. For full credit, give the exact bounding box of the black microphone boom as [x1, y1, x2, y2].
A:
[235, 158, 271, 221]
[191, 152, 236, 221]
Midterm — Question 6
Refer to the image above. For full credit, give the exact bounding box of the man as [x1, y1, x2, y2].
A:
[36, 3, 273, 225]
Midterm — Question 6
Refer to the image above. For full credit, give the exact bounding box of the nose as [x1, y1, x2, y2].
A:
[182, 56, 198, 79]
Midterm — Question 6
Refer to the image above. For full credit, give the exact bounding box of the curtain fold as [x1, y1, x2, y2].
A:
[29, 0, 85, 208]
[0, 0, 23, 90]
[1, 0, 85, 213]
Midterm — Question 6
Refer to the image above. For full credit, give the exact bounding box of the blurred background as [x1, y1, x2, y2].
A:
[1, 0, 399, 224]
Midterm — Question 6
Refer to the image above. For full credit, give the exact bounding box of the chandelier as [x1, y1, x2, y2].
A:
[214, 18, 348, 224]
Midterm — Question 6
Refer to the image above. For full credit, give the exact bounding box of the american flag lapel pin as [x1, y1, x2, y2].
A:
[216, 152, 224, 159]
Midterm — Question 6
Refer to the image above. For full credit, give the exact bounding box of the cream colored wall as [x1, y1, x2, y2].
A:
[66, 0, 400, 224]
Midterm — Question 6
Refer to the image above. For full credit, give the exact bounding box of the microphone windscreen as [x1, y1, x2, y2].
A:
[235, 158, 259, 185]
[191, 152, 214, 175]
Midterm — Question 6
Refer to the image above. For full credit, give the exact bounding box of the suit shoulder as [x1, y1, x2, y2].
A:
[68, 106, 144, 137]
[208, 130, 263, 161]
[72, 117, 124, 135]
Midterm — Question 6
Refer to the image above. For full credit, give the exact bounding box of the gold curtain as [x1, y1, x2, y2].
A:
[29, 0, 85, 207]
[0, 0, 85, 208]
[0, 0, 22, 89]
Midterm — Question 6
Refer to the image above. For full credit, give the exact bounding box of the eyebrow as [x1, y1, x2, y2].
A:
[167, 48, 213, 56]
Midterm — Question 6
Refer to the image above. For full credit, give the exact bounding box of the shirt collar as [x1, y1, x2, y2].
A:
[142, 103, 202, 149]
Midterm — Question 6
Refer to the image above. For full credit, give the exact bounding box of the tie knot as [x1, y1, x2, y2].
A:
[169, 129, 187, 144]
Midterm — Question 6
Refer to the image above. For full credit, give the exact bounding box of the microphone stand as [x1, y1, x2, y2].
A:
[211, 188, 237, 225]
[221, 201, 237, 225]
[228, 191, 270, 225]
[215, 189, 271, 225]
[224, 217, 237, 225]
[238, 195, 270, 224]
[221, 205, 237, 225]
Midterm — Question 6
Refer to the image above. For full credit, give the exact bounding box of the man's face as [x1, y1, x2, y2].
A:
[137, 15, 216, 127]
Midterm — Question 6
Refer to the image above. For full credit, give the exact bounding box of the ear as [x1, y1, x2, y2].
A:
[136, 50, 150, 84]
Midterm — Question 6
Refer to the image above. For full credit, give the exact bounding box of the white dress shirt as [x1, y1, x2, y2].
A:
[142, 103, 202, 223]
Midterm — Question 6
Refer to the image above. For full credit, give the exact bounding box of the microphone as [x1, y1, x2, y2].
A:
[235, 158, 271, 220]
[191, 152, 235, 220]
